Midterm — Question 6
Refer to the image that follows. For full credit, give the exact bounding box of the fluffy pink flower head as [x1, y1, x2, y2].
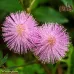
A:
[2, 11, 39, 54]
[34, 23, 69, 63]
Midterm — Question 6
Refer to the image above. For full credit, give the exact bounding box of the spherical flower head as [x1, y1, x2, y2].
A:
[34, 23, 69, 63]
[2, 11, 40, 54]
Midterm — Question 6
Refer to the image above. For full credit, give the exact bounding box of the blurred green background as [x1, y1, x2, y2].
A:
[0, 0, 74, 74]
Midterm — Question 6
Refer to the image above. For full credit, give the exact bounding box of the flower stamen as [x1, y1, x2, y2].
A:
[17, 24, 24, 36]
[48, 36, 56, 46]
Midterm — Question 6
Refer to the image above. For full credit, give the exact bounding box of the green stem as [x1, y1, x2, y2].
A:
[27, 0, 36, 13]
[66, 44, 73, 74]
[52, 62, 60, 74]
[36, 60, 52, 74]
[42, 64, 52, 74]
[4, 60, 36, 70]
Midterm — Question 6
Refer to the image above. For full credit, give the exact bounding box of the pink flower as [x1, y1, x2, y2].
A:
[2, 11, 39, 54]
[34, 23, 69, 63]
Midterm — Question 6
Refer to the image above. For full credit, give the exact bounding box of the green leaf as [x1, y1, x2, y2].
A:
[61, 0, 73, 7]
[63, 44, 74, 74]
[0, 0, 23, 12]
[24, 64, 45, 74]
[6, 57, 24, 67]
[16, 57, 25, 66]
[6, 59, 16, 67]
[0, 54, 8, 67]
[32, 7, 68, 24]
[70, 44, 74, 74]
[6, 58, 45, 74]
